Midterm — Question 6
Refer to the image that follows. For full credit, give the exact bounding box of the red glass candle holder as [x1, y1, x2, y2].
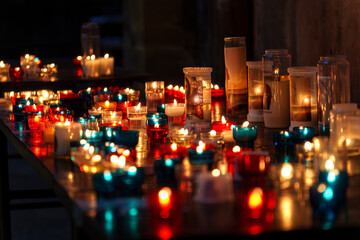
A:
[212, 118, 235, 133]
[211, 85, 224, 97]
[240, 151, 271, 176]
[147, 124, 168, 143]
[73, 56, 82, 66]
[161, 143, 188, 159]
[24, 104, 44, 114]
[60, 92, 76, 100]
[237, 187, 276, 226]
[27, 115, 45, 130]
[10, 67, 23, 82]
[147, 188, 181, 220]
[225, 146, 252, 175]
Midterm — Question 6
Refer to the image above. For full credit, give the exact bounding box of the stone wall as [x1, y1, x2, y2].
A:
[254, 0, 360, 104]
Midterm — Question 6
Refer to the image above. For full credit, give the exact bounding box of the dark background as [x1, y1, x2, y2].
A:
[0, 0, 359, 104]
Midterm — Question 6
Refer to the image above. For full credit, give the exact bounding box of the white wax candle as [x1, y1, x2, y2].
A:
[100, 54, 114, 76]
[55, 122, 82, 156]
[165, 103, 185, 117]
[221, 129, 235, 142]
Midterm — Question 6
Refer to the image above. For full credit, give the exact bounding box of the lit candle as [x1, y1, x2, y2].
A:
[293, 126, 315, 143]
[54, 121, 82, 156]
[232, 121, 258, 147]
[194, 168, 234, 204]
[146, 122, 168, 143]
[241, 151, 271, 176]
[0, 60, 10, 82]
[212, 116, 234, 133]
[211, 84, 224, 97]
[165, 100, 185, 117]
[100, 53, 114, 76]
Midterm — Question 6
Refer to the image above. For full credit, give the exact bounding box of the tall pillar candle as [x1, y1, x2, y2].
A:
[55, 121, 82, 156]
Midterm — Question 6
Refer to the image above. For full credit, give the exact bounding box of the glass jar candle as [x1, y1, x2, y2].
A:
[246, 61, 264, 122]
[224, 37, 247, 116]
[262, 49, 291, 128]
[127, 103, 147, 130]
[183, 67, 212, 130]
[317, 56, 350, 135]
[145, 81, 165, 113]
[288, 67, 317, 131]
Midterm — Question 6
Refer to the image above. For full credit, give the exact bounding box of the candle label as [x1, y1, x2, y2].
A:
[290, 76, 312, 122]
[185, 76, 211, 122]
[225, 46, 248, 115]
[263, 76, 290, 128]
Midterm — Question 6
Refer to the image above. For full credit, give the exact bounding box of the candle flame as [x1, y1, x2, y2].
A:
[180, 86, 185, 93]
[211, 84, 213, 88]
[221, 116, 226, 124]
[15, 67, 20, 71]
[256, 87, 261, 94]
[89, 146, 95, 154]
[152, 82, 157, 88]
[214, 84, 219, 90]
[25, 54, 29, 59]
[198, 140, 205, 150]
[196, 145, 203, 154]
[87, 87, 91, 92]
[129, 89, 134, 94]
[64, 120, 70, 126]
[83, 143, 90, 150]
[10, 91, 14, 97]
[105, 100, 110, 107]
[281, 163, 293, 179]
[304, 141, 312, 152]
[90, 55, 95, 60]
[77, 56, 82, 61]
[154, 123, 160, 128]
[274, 68, 279, 75]
[242, 121, 249, 128]
[50, 63, 55, 68]
[174, 99, 177, 106]
[171, 142, 177, 151]
[232, 145, 241, 153]
[174, 85, 179, 91]
[135, 103, 141, 110]
[210, 130, 217, 137]
[92, 155, 102, 162]
[158, 187, 172, 206]
[0, 61, 4, 68]
[167, 84, 173, 90]
[119, 155, 126, 168]
[212, 169, 221, 177]
[123, 150, 130, 157]
[80, 139, 87, 145]
[104, 53, 109, 59]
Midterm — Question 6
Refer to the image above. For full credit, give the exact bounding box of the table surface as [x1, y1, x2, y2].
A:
[1, 100, 360, 240]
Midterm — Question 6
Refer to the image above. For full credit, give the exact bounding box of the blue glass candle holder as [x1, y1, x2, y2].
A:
[188, 149, 214, 165]
[115, 94, 128, 102]
[100, 126, 122, 142]
[146, 118, 168, 126]
[98, 89, 113, 95]
[13, 104, 25, 114]
[93, 167, 144, 198]
[82, 130, 104, 144]
[146, 113, 167, 120]
[157, 104, 166, 113]
[154, 157, 178, 185]
[15, 98, 33, 105]
[113, 130, 139, 148]
[309, 183, 346, 212]
[273, 131, 296, 159]
[318, 170, 348, 191]
[232, 125, 258, 148]
[293, 126, 315, 143]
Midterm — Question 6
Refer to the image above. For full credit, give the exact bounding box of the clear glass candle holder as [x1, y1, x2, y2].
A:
[127, 104, 147, 130]
[246, 61, 264, 122]
[145, 81, 165, 113]
[288, 67, 318, 131]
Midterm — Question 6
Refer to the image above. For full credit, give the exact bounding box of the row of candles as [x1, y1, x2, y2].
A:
[0, 54, 58, 82]
[3, 77, 355, 222]
[0, 52, 116, 82]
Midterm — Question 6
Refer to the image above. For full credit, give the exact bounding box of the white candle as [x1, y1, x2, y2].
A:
[194, 170, 234, 204]
[100, 53, 114, 76]
[55, 121, 82, 156]
[221, 129, 235, 142]
[165, 100, 185, 117]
